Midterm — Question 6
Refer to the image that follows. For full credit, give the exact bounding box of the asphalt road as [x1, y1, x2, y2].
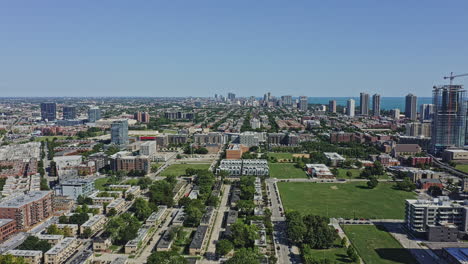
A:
[266, 179, 295, 264]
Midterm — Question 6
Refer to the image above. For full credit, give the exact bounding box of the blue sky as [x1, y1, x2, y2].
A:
[0, 1, 467, 97]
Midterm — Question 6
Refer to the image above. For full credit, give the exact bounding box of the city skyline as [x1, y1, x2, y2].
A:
[0, 1, 467, 97]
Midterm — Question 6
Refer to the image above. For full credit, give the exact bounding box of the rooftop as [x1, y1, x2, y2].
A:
[0, 191, 52, 208]
[189, 225, 208, 249]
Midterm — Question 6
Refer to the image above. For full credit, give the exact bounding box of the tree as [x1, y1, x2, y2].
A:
[125, 193, 135, 201]
[147, 251, 187, 264]
[367, 177, 378, 189]
[107, 208, 117, 217]
[82, 227, 93, 238]
[47, 224, 63, 235]
[226, 248, 260, 264]
[341, 237, 347, 248]
[58, 215, 69, 224]
[347, 246, 359, 262]
[130, 198, 153, 221]
[395, 177, 417, 192]
[184, 205, 203, 227]
[216, 239, 233, 256]
[40, 177, 50, 190]
[137, 177, 153, 189]
[0, 254, 27, 264]
[63, 226, 74, 237]
[69, 212, 89, 225]
[237, 200, 255, 215]
[18, 236, 51, 253]
[428, 185, 443, 197]
[346, 171, 353, 178]
[230, 221, 259, 248]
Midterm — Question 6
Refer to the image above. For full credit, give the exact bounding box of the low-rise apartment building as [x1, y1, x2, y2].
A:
[217, 159, 269, 177]
[80, 214, 107, 236]
[405, 197, 468, 237]
[44, 237, 80, 264]
[106, 198, 126, 214]
[6, 250, 42, 264]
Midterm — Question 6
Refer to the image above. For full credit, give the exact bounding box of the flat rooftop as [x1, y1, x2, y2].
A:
[0, 191, 51, 208]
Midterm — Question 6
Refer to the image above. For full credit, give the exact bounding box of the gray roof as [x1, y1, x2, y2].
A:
[189, 225, 208, 249]
[0, 191, 51, 208]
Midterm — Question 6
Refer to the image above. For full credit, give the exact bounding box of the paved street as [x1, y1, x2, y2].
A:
[206, 184, 231, 255]
[266, 179, 296, 264]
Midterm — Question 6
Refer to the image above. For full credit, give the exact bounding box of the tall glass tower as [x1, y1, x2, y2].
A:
[431, 85, 466, 154]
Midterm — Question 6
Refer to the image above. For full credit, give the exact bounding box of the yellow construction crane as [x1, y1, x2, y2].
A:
[444, 72, 468, 85]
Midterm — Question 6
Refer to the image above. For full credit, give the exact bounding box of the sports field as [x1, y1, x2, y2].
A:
[160, 163, 210, 177]
[278, 182, 415, 219]
[269, 163, 307, 179]
[343, 225, 417, 264]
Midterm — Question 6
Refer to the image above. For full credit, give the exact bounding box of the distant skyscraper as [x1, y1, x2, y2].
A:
[347, 99, 355, 117]
[111, 120, 129, 147]
[88, 107, 101, 123]
[359, 93, 369, 115]
[298, 96, 308, 111]
[134, 112, 150, 123]
[40, 103, 56, 121]
[328, 100, 337, 113]
[62, 106, 76, 120]
[405, 93, 418, 120]
[227, 93, 236, 101]
[420, 104, 435, 121]
[392, 109, 400, 120]
[281, 95, 293, 106]
[372, 94, 380, 117]
[431, 85, 466, 153]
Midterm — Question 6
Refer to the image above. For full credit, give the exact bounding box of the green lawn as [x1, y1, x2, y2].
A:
[268, 152, 294, 161]
[160, 163, 211, 177]
[269, 163, 307, 179]
[307, 239, 352, 263]
[336, 168, 361, 179]
[343, 225, 417, 264]
[278, 182, 416, 219]
[124, 179, 139, 185]
[34, 136, 76, 142]
[456, 164, 468, 173]
[94, 177, 110, 191]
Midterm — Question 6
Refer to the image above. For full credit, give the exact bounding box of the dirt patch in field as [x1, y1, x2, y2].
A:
[330, 185, 338, 190]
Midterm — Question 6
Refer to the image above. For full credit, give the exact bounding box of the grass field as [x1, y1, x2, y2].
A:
[337, 168, 389, 179]
[34, 136, 76, 142]
[336, 168, 361, 179]
[269, 163, 307, 179]
[307, 239, 352, 263]
[278, 182, 416, 219]
[94, 177, 110, 191]
[343, 225, 417, 264]
[268, 152, 294, 160]
[456, 164, 468, 173]
[160, 163, 211, 177]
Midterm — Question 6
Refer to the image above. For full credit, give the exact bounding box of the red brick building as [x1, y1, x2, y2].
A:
[0, 191, 54, 230]
[0, 219, 16, 242]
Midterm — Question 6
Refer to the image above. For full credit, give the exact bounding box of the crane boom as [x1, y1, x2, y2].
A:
[443, 72, 468, 85]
